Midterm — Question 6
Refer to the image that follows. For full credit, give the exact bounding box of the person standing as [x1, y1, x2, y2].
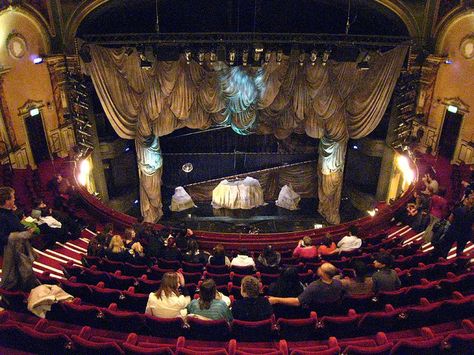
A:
[0, 186, 39, 291]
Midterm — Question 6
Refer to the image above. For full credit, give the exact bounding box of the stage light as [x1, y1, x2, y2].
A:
[139, 54, 153, 70]
[209, 50, 217, 63]
[33, 57, 43, 64]
[197, 50, 205, 65]
[78, 141, 94, 150]
[310, 50, 318, 65]
[184, 49, 192, 64]
[322, 50, 331, 66]
[357, 51, 371, 71]
[298, 51, 306, 66]
[182, 163, 193, 173]
[254, 46, 263, 62]
[78, 159, 91, 186]
[29, 108, 40, 116]
[264, 51, 271, 64]
[276, 49, 283, 64]
[367, 209, 377, 217]
[78, 129, 92, 137]
[242, 49, 249, 66]
[397, 155, 410, 171]
[352, 145, 359, 150]
[444, 58, 452, 64]
[125, 147, 130, 152]
[228, 48, 237, 66]
[447, 105, 458, 113]
[134, 199, 139, 204]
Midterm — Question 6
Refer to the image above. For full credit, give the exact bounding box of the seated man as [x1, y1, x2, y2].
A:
[336, 226, 362, 252]
[372, 253, 401, 293]
[268, 263, 345, 310]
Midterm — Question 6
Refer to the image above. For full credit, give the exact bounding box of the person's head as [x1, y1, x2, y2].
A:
[373, 253, 394, 269]
[124, 228, 136, 241]
[33, 199, 47, 209]
[348, 226, 359, 236]
[166, 237, 176, 248]
[199, 279, 217, 310]
[56, 174, 63, 182]
[317, 263, 338, 281]
[103, 223, 114, 236]
[351, 260, 368, 281]
[131, 242, 144, 254]
[302, 236, 312, 247]
[186, 228, 194, 237]
[156, 272, 180, 299]
[322, 234, 333, 248]
[187, 239, 199, 255]
[109, 235, 124, 253]
[213, 243, 225, 257]
[437, 186, 447, 197]
[238, 248, 248, 256]
[0, 186, 15, 209]
[241, 276, 260, 298]
[262, 245, 275, 258]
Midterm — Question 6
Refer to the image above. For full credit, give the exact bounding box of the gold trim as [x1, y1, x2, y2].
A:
[435, 9, 474, 53]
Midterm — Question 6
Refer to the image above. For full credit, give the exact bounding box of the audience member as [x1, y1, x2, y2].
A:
[422, 173, 439, 194]
[339, 260, 373, 296]
[232, 276, 273, 321]
[0, 186, 39, 291]
[336, 226, 362, 252]
[208, 243, 231, 267]
[183, 239, 210, 264]
[123, 227, 136, 249]
[97, 223, 114, 248]
[318, 234, 337, 256]
[145, 272, 190, 318]
[269, 263, 346, 309]
[372, 253, 401, 293]
[87, 232, 106, 258]
[257, 245, 281, 270]
[268, 267, 304, 297]
[292, 236, 318, 259]
[128, 242, 150, 265]
[105, 235, 129, 262]
[439, 194, 474, 258]
[159, 237, 182, 261]
[176, 228, 196, 252]
[231, 248, 256, 269]
[187, 279, 233, 321]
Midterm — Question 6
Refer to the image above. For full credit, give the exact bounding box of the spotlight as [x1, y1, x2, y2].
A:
[310, 50, 318, 65]
[209, 50, 217, 64]
[298, 51, 306, 66]
[197, 50, 205, 65]
[242, 49, 249, 66]
[322, 50, 331, 66]
[184, 49, 192, 64]
[228, 48, 237, 66]
[264, 51, 271, 64]
[33, 57, 43, 64]
[77, 129, 92, 137]
[254, 46, 264, 63]
[357, 52, 371, 71]
[276, 49, 283, 64]
[139, 54, 153, 70]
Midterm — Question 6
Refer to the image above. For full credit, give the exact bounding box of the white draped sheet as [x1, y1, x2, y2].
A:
[83, 45, 407, 223]
[211, 177, 265, 210]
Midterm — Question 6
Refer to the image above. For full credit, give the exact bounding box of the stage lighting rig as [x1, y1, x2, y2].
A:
[242, 49, 249, 66]
[254, 46, 264, 63]
[356, 51, 370, 71]
[276, 49, 283, 64]
[264, 51, 272, 65]
[197, 50, 205, 65]
[298, 51, 306, 66]
[228, 48, 237, 66]
[322, 50, 331, 66]
[184, 49, 192, 64]
[310, 50, 318, 65]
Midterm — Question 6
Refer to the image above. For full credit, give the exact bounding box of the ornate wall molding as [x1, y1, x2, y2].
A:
[435, 8, 474, 52]
[442, 97, 470, 113]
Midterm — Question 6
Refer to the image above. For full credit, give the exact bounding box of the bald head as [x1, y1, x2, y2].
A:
[319, 263, 338, 279]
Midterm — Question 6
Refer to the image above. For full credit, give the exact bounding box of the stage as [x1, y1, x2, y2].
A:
[157, 197, 362, 233]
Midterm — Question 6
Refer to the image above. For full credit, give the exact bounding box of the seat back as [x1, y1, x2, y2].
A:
[390, 336, 443, 355]
[71, 335, 124, 355]
[187, 317, 231, 340]
[144, 315, 184, 338]
[277, 316, 317, 341]
[231, 318, 274, 341]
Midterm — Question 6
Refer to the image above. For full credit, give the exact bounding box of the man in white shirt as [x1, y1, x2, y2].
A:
[230, 249, 256, 269]
[336, 226, 362, 252]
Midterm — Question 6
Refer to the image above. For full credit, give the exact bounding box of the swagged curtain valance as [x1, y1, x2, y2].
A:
[83, 45, 407, 224]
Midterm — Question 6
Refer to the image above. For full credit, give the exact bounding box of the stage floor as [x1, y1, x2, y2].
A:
[159, 198, 363, 233]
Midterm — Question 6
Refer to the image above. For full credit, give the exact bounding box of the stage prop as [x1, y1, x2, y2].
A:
[276, 184, 301, 211]
[211, 177, 265, 210]
[83, 45, 407, 223]
[170, 186, 196, 212]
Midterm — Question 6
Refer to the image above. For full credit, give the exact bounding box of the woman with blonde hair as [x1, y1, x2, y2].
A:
[145, 272, 191, 318]
[105, 234, 129, 262]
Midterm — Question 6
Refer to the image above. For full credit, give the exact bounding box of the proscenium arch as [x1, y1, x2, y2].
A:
[435, 9, 474, 54]
[0, 6, 52, 54]
[64, 0, 420, 51]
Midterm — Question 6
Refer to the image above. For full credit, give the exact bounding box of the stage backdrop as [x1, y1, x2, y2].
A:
[82, 45, 407, 223]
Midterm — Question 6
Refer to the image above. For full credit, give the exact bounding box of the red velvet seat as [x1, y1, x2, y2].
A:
[148, 266, 177, 281]
[89, 285, 122, 307]
[136, 277, 161, 294]
[59, 279, 94, 304]
[231, 265, 255, 275]
[443, 332, 474, 355]
[103, 307, 146, 333]
[318, 310, 360, 339]
[182, 261, 205, 273]
[0, 288, 29, 312]
[277, 313, 317, 341]
[157, 258, 181, 270]
[62, 261, 84, 278]
[71, 334, 124, 354]
[47, 301, 106, 329]
[187, 317, 231, 341]
[144, 315, 185, 338]
[110, 272, 138, 290]
[77, 267, 112, 286]
[290, 346, 340, 355]
[205, 264, 230, 274]
[231, 318, 275, 342]
[119, 289, 149, 313]
[204, 271, 231, 286]
[181, 271, 203, 285]
[101, 258, 125, 273]
[122, 341, 174, 355]
[389, 336, 444, 354]
[123, 263, 149, 278]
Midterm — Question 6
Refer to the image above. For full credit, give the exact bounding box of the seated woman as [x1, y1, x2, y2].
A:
[338, 260, 373, 296]
[208, 243, 231, 267]
[292, 236, 318, 259]
[232, 276, 273, 321]
[105, 235, 129, 262]
[318, 234, 337, 256]
[128, 241, 150, 265]
[267, 267, 307, 318]
[183, 239, 210, 264]
[187, 279, 233, 322]
[145, 272, 191, 318]
[123, 227, 136, 249]
[256, 245, 281, 271]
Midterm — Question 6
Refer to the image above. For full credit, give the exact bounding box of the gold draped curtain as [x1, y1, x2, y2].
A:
[83, 45, 407, 223]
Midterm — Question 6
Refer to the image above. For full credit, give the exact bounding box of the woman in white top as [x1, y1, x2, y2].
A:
[145, 272, 191, 318]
